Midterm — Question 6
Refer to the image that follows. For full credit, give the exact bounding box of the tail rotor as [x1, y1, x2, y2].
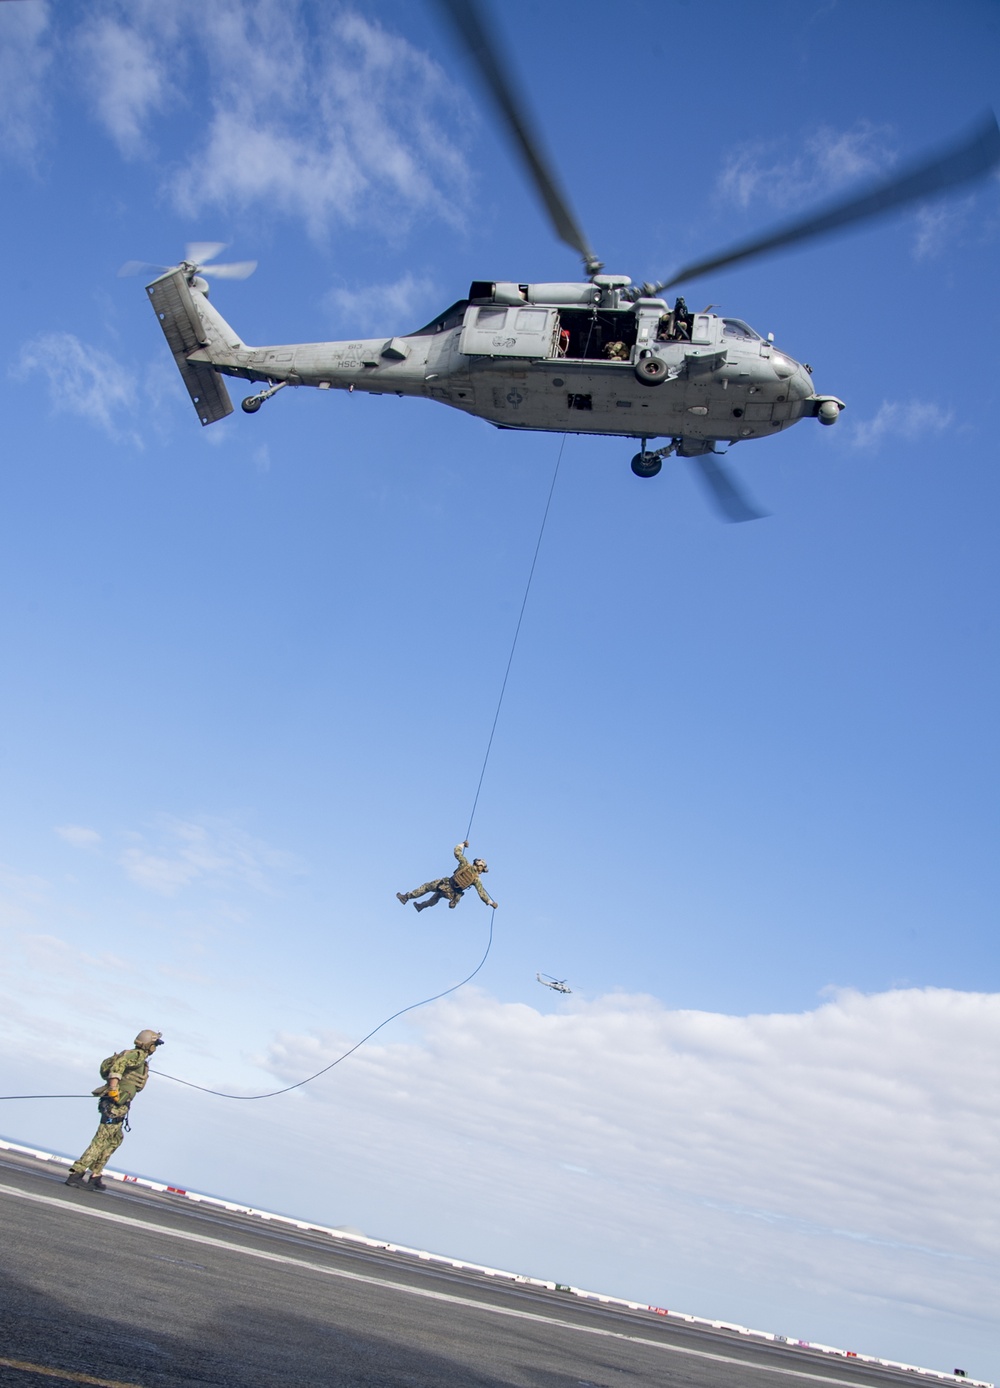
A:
[118, 243, 257, 282]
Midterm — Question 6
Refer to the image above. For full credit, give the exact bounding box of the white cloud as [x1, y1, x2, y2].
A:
[256, 986, 1000, 1335]
[119, 816, 300, 897]
[4, 2, 474, 240]
[75, 14, 170, 158]
[851, 399, 953, 450]
[174, 108, 366, 240]
[718, 122, 896, 212]
[0, 0, 53, 164]
[55, 825, 102, 848]
[165, 5, 473, 239]
[912, 195, 977, 261]
[13, 334, 187, 444]
[13, 332, 140, 444]
[326, 273, 439, 336]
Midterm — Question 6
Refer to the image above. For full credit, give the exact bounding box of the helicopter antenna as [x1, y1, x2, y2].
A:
[436, 0, 603, 279]
[643, 111, 1000, 293]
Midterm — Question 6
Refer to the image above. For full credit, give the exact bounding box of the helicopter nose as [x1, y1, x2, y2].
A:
[770, 351, 798, 380]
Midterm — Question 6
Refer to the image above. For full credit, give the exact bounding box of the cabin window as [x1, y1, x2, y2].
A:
[459, 303, 560, 358]
[723, 319, 761, 341]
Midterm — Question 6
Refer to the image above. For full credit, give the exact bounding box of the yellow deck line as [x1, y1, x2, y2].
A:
[0, 1358, 145, 1387]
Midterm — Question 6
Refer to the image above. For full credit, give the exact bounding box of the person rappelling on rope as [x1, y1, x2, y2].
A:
[397, 842, 498, 913]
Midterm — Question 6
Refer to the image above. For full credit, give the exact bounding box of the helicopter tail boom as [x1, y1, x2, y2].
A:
[146, 268, 236, 426]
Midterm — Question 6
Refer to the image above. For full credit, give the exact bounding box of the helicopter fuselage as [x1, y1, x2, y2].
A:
[149, 269, 843, 450]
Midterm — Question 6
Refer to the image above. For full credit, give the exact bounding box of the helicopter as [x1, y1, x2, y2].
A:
[141, 0, 1000, 522]
[537, 973, 572, 995]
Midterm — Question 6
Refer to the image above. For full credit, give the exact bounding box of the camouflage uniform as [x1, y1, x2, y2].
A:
[399, 844, 497, 911]
[68, 1047, 150, 1178]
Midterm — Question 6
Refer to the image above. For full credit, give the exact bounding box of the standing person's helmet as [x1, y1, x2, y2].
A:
[135, 1030, 163, 1048]
[473, 859, 488, 872]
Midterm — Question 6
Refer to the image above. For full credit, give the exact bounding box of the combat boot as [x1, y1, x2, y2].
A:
[396, 893, 408, 904]
[64, 1171, 87, 1188]
[88, 1176, 109, 1193]
[414, 901, 427, 911]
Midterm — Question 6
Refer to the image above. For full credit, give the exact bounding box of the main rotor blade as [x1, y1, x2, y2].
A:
[689, 453, 767, 524]
[653, 111, 1000, 292]
[436, 0, 602, 277]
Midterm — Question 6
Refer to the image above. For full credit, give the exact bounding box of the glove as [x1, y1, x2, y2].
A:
[491, 900, 498, 909]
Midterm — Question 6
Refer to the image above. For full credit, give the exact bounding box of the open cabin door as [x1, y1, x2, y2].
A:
[459, 304, 560, 358]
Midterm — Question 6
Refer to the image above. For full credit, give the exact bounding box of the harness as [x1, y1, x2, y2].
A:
[98, 1095, 128, 1128]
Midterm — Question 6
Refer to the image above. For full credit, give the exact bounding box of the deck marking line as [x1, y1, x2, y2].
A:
[0, 1183, 906, 1387]
[0, 1358, 145, 1387]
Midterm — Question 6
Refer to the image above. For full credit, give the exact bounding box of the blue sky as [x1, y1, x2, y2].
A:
[1, 0, 998, 1378]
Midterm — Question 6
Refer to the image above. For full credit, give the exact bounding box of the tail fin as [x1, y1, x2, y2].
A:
[146, 269, 234, 426]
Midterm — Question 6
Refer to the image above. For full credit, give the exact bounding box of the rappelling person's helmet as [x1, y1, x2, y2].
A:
[135, 1029, 164, 1049]
[473, 858, 488, 872]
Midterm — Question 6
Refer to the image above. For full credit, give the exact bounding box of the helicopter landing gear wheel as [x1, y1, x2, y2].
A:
[635, 357, 669, 386]
[631, 451, 663, 479]
[241, 380, 287, 414]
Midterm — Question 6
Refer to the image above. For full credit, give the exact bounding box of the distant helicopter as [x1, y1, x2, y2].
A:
[138, 0, 1000, 521]
[537, 973, 572, 995]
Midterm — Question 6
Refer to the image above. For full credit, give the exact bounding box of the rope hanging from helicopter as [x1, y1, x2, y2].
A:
[464, 433, 565, 841]
[0, 437, 567, 1105]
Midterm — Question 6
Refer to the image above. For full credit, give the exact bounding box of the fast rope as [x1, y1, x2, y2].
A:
[155, 913, 494, 1100]
[0, 439, 565, 1106]
[465, 435, 565, 840]
[0, 919, 492, 1104]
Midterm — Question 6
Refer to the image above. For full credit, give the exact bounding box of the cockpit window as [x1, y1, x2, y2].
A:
[723, 319, 761, 341]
